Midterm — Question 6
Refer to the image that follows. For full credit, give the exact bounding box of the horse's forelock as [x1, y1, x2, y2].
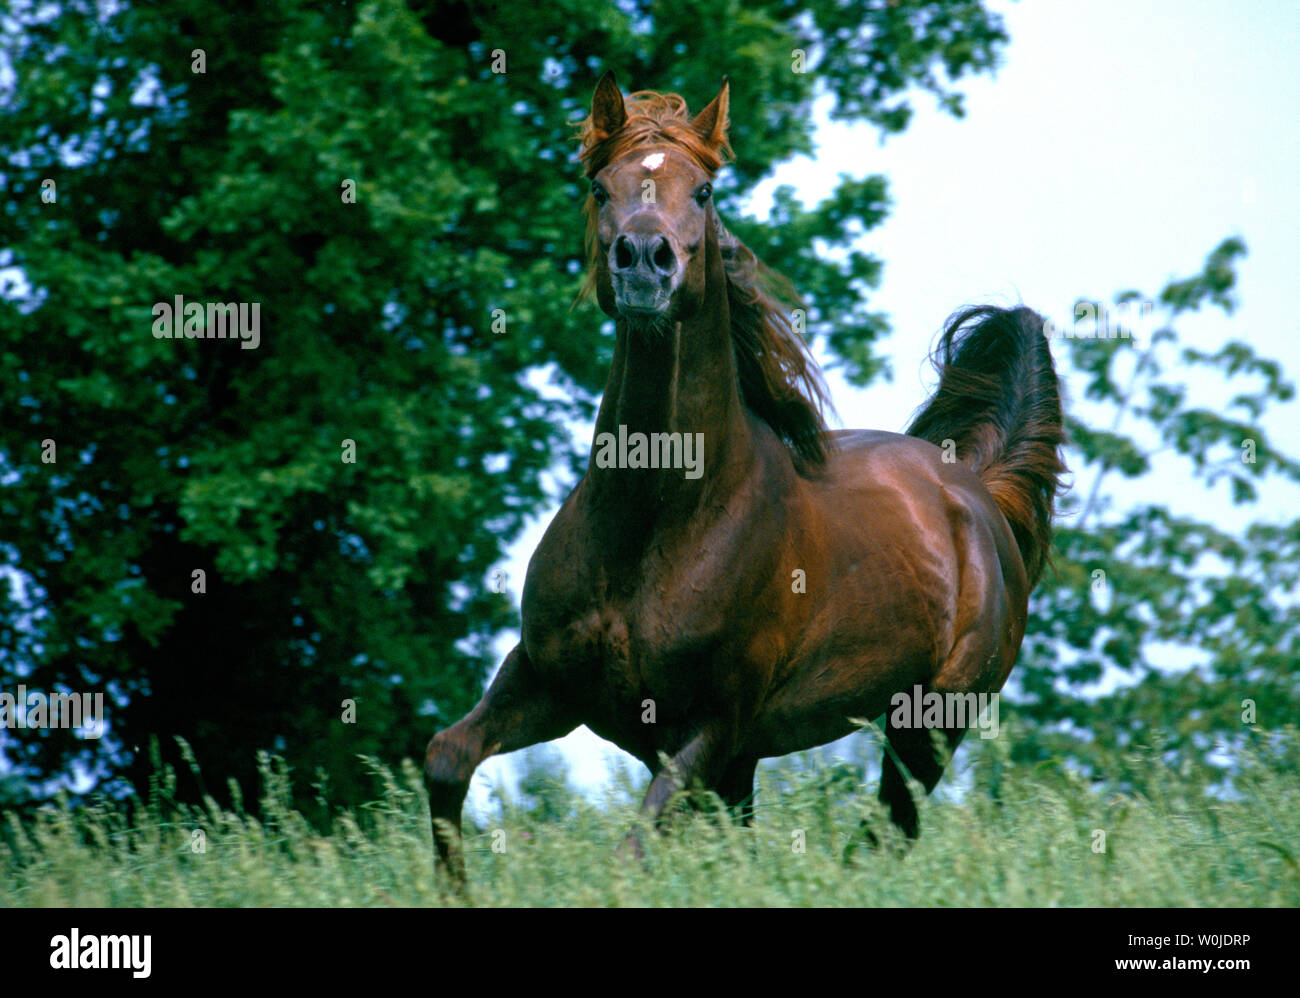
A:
[578, 90, 729, 178]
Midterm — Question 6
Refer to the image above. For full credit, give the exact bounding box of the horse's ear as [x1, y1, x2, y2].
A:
[691, 76, 730, 148]
[589, 70, 627, 144]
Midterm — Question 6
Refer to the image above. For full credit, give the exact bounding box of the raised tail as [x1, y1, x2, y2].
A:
[907, 306, 1067, 587]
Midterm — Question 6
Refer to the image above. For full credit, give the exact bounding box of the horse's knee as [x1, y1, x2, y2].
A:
[424, 728, 476, 811]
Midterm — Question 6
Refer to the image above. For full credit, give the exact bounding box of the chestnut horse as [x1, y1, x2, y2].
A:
[424, 71, 1066, 888]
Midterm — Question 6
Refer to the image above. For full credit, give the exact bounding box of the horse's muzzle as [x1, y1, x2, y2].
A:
[610, 231, 678, 316]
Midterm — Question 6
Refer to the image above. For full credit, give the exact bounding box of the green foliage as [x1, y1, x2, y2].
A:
[0, 0, 1009, 808]
[513, 744, 577, 824]
[1019, 239, 1300, 785]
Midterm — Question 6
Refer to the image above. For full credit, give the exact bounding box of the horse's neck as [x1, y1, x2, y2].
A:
[604, 310, 739, 441]
[584, 261, 752, 549]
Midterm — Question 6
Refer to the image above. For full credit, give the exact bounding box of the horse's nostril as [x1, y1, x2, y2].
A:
[650, 236, 676, 275]
[612, 236, 636, 272]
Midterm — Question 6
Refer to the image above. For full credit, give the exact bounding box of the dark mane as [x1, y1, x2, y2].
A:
[576, 89, 832, 468]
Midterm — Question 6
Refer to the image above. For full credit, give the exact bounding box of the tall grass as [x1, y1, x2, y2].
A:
[3, 728, 1297, 907]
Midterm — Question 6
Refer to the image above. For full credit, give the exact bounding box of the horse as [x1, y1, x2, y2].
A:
[424, 70, 1067, 890]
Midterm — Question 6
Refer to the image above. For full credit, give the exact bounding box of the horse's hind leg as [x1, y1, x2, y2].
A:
[878, 721, 966, 841]
[424, 644, 574, 892]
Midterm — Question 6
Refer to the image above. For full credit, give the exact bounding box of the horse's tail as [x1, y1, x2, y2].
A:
[906, 306, 1067, 587]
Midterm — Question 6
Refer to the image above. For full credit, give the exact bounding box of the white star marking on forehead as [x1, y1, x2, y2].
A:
[641, 152, 666, 171]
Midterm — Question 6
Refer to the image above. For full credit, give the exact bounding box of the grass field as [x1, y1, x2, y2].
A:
[3, 728, 1298, 907]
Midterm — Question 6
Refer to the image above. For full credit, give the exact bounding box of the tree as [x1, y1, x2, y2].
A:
[1013, 238, 1300, 791]
[0, 0, 1010, 809]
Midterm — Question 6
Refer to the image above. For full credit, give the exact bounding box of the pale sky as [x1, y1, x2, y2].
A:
[467, 0, 1300, 815]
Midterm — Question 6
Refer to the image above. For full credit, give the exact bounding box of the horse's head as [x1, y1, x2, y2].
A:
[579, 72, 731, 329]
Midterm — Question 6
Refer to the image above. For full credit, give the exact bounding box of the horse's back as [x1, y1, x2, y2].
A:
[822, 429, 1019, 551]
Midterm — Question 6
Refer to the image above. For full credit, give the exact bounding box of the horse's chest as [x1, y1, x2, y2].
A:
[552, 605, 635, 672]
[529, 591, 681, 676]
[524, 581, 713, 708]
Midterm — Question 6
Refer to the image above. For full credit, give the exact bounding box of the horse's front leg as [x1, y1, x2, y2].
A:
[719, 755, 758, 826]
[621, 726, 735, 858]
[423, 644, 574, 894]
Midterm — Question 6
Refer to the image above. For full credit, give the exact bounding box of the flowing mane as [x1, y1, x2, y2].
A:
[576, 90, 832, 468]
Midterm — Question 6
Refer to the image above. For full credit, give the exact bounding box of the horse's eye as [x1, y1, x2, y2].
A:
[592, 183, 609, 206]
[695, 184, 712, 205]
